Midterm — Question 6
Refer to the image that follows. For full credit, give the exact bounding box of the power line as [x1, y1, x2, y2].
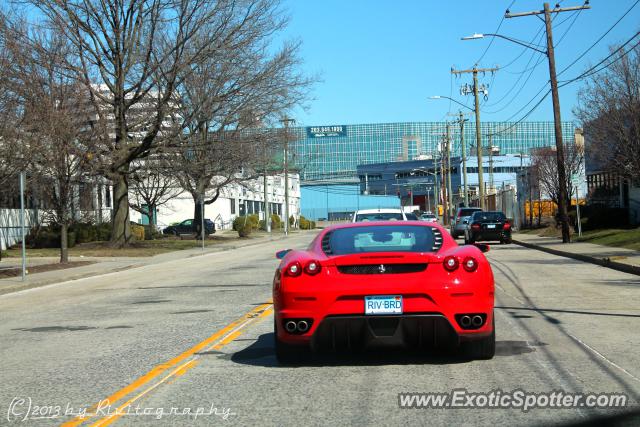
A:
[475, 0, 517, 64]
[557, 0, 640, 76]
[559, 31, 640, 86]
[554, 9, 584, 46]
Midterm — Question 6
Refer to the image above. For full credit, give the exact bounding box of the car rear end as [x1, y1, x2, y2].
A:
[468, 213, 512, 243]
[273, 223, 494, 355]
[451, 208, 482, 238]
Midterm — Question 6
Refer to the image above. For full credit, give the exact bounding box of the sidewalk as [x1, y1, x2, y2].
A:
[513, 232, 640, 275]
[0, 231, 300, 296]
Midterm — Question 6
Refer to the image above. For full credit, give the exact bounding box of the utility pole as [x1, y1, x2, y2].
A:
[488, 134, 494, 193]
[440, 137, 448, 225]
[445, 123, 453, 219]
[449, 111, 471, 206]
[452, 65, 498, 210]
[280, 117, 295, 236]
[506, 2, 590, 243]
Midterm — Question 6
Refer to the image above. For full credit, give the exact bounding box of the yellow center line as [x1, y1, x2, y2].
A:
[61, 301, 273, 427]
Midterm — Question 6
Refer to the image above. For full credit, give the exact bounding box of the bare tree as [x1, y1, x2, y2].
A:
[9, 24, 95, 263]
[25, 0, 298, 246]
[129, 159, 181, 231]
[531, 143, 584, 210]
[575, 43, 640, 181]
[169, 20, 313, 236]
[0, 14, 28, 186]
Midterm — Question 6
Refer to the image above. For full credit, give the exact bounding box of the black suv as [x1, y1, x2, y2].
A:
[163, 219, 215, 236]
[464, 211, 512, 244]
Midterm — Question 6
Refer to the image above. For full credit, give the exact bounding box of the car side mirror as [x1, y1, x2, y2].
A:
[474, 243, 490, 253]
[276, 249, 292, 259]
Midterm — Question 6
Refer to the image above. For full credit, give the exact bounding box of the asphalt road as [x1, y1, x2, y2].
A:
[1, 231, 639, 426]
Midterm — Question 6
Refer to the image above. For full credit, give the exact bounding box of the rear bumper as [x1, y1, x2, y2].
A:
[277, 312, 494, 351]
[470, 230, 511, 241]
[312, 314, 460, 351]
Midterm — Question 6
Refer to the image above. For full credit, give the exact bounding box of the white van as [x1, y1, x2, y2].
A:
[352, 208, 408, 222]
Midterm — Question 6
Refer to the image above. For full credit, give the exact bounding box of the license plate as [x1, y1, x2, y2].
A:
[487, 224, 496, 229]
[365, 295, 403, 315]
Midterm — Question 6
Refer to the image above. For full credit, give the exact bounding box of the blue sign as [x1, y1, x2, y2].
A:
[306, 125, 347, 138]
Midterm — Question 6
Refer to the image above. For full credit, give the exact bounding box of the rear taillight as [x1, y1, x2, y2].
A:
[443, 256, 459, 272]
[462, 256, 478, 272]
[304, 260, 322, 275]
[471, 223, 481, 230]
[504, 221, 511, 231]
[285, 261, 302, 277]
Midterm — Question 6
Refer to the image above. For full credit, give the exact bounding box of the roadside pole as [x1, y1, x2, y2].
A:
[459, 111, 469, 206]
[200, 193, 205, 251]
[280, 117, 295, 236]
[506, 2, 590, 243]
[263, 138, 271, 233]
[20, 171, 26, 281]
[446, 123, 453, 220]
[576, 187, 582, 237]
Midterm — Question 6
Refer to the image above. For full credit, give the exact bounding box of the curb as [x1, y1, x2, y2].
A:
[0, 232, 300, 297]
[512, 239, 640, 277]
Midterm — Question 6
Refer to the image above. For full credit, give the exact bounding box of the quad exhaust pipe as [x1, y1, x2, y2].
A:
[458, 314, 485, 329]
[283, 319, 312, 334]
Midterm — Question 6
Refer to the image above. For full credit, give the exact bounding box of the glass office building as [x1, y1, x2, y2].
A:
[290, 122, 576, 183]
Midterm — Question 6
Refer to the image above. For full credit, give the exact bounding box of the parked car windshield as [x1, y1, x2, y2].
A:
[472, 211, 506, 222]
[355, 213, 403, 221]
[328, 225, 437, 254]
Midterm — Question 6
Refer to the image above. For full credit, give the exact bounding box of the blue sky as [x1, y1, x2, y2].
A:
[281, 0, 640, 127]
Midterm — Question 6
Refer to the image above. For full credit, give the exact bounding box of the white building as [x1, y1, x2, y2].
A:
[129, 172, 301, 231]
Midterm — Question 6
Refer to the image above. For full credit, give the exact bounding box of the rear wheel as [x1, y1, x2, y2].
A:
[274, 319, 309, 365]
[462, 318, 495, 360]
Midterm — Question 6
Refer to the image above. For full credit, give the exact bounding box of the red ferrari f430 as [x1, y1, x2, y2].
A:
[272, 221, 495, 363]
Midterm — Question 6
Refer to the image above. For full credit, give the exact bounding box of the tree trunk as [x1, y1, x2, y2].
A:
[193, 197, 204, 239]
[111, 171, 132, 247]
[148, 204, 156, 239]
[60, 222, 69, 263]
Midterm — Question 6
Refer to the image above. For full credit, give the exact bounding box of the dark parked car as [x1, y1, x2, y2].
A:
[464, 211, 512, 244]
[163, 219, 215, 236]
[451, 207, 483, 238]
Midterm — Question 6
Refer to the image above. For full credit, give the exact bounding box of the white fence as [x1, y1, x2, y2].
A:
[0, 209, 38, 251]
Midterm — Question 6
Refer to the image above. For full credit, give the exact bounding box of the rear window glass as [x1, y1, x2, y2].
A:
[328, 225, 438, 254]
[355, 213, 403, 221]
[472, 211, 506, 221]
[405, 213, 418, 220]
[459, 208, 482, 217]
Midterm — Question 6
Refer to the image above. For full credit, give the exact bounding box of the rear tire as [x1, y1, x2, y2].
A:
[274, 319, 309, 365]
[462, 318, 495, 360]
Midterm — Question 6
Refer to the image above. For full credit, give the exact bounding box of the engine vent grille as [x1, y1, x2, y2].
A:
[432, 228, 444, 252]
[321, 232, 333, 255]
[337, 263, 428, 275]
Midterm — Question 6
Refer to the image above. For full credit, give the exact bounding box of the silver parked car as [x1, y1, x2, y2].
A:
[450, 207, 482, 239]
